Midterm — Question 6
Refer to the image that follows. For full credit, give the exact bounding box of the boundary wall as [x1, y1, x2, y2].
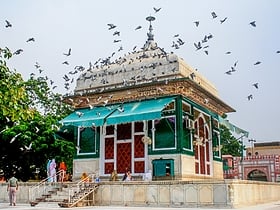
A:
[1, 180, 280, 208]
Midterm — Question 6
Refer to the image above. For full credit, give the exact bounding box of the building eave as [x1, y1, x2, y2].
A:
[63, 77, 235, 116]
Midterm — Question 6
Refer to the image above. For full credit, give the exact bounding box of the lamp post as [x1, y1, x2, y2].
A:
[248, 139, 256, 156]
[237, 134, 246, 179]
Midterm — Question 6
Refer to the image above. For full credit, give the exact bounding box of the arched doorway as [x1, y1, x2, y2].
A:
[194, 116, 211, 175]
[247, 169, 267, 181]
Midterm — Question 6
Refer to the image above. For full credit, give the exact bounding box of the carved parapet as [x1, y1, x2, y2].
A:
[64, 78, 234, 116]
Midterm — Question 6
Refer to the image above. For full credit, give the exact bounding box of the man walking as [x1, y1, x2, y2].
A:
[7, 173, 18, 206]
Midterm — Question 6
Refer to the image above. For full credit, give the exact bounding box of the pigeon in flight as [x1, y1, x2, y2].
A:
[249, 21, 256, 27]
[177, 38, 185, 46]
[5, 20, 12, 28]
[211, 12, 217, 19]
[62, 61, 69, 65]
[254, 61, 261, 65]
[13, 49, 23, 55]
[225, 70, 232, 75]
[194, 42, 202, 50]
[153, 7, 161, 13]
[26, 37, 35, 42]
[194, 21, 199, 27]
[10, 133, 21, 143]
[76, 145, 81, 152]
[34, 62, 40, 69]
[220, 17, 228, 24]
[63, 48, 71, 56]
[252, 83, 259, 89]
[24, 142, 33, 151]
[135, 25, 142, 30]
[247, 94, 253, 100]
[107, 23, 116, 30]
[113, 31, 120, 36]
[0, 126, 8, 134]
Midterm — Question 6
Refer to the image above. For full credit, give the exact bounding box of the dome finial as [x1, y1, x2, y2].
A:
[143, 16, 157, 50]
[146, 16, 155, 41]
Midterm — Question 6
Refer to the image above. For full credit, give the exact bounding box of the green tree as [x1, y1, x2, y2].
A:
[220, 124, 244, 157]
[0, 47, 35, 121]
[0, 47, 75, 181]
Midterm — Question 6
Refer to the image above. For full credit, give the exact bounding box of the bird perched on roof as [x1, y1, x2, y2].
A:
[5, 20, 12, 28]
[189, 72, 196, 80]
[76, 111, 84, 117]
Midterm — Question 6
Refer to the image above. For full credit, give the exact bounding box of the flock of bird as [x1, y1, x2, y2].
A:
[3, 7, 273, 103]
[2, 4, 280, 145]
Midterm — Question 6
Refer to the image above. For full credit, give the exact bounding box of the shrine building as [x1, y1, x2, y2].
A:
[61, 16, 236, 181]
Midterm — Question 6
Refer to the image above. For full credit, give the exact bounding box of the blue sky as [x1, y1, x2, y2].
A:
[1, 0, 280, 146]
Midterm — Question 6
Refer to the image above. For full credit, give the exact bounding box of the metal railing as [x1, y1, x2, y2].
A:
[66, 173, 96, 205]
[29, 170, 64, 203]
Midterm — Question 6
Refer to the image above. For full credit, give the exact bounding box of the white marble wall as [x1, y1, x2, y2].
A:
[73, 158, 99, 180]
[1, 180, 280, 208]
[95, 180, 280, 208]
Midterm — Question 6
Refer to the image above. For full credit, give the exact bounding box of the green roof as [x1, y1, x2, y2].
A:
[61, 97, 175, 127]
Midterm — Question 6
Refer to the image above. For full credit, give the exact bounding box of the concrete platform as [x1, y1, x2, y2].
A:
[0, 202, 280, 210]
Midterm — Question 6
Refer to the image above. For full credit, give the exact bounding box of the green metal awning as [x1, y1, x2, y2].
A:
[60, 106, 113, 127]
[60, 97, 174, 127]
[106, 97, 175, 125]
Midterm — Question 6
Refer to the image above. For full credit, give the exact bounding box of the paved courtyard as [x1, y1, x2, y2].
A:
[0, 202, 280, 210]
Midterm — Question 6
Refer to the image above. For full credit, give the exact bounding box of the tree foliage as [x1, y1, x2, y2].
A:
[220, 124, 245, 157]
[0, 47, 74, 181]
